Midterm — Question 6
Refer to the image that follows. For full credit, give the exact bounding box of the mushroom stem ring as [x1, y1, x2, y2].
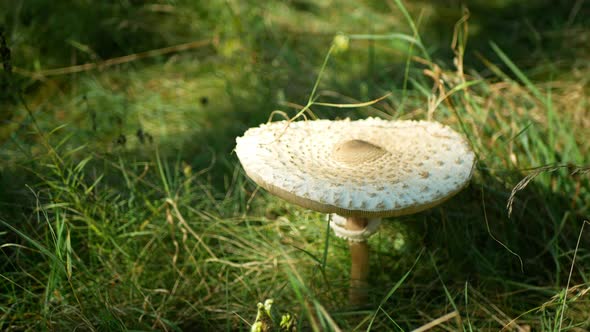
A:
[329, 214, 381, 242]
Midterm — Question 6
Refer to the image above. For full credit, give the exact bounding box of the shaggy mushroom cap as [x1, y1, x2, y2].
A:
[235, 118, 475, 218]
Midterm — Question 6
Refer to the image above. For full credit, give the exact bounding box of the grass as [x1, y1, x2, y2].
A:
[1, 0, 590, 331]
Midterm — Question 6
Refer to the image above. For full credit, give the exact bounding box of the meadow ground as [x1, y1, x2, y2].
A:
[1, 1, 589, 331]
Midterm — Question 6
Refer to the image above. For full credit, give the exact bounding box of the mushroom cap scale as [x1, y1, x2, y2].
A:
[235, 118, 476, 218]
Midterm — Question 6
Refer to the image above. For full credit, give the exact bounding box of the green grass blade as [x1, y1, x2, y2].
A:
[490, 41, 544, 102]
[366, 249, 424, 331]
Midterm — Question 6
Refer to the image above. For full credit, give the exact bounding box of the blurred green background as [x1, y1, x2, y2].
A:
[1, 0, 589, 331]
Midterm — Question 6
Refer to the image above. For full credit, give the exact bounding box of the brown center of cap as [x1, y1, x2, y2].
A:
[331, 139, 388, 165]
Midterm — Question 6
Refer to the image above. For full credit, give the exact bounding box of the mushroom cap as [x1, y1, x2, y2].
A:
[235, 118, 476, 218]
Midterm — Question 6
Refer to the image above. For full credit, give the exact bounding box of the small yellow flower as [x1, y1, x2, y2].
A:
[332, 33, 349, 53]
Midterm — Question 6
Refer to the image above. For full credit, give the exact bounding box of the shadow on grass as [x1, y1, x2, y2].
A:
[422, 0, 589, 77]
[362, 163, 589, 328]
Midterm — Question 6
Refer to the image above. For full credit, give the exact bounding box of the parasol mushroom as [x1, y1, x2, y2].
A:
[235, 118, 475, 305]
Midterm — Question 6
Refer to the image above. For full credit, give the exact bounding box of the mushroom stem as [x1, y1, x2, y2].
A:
[346, 216, 370, 306]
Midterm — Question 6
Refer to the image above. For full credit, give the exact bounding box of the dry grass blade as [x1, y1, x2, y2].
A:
[14, 39, 212, 80]
[507, 164, 590, 217]
[468, 285, 529, 332]
[411, 311, 459, 332]
[312, 92, 392, 108]
[558, 220, 590, 331]
[165, 198, 218, 260]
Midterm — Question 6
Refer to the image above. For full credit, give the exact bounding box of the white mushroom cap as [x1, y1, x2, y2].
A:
[235, 118, 475, 218]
